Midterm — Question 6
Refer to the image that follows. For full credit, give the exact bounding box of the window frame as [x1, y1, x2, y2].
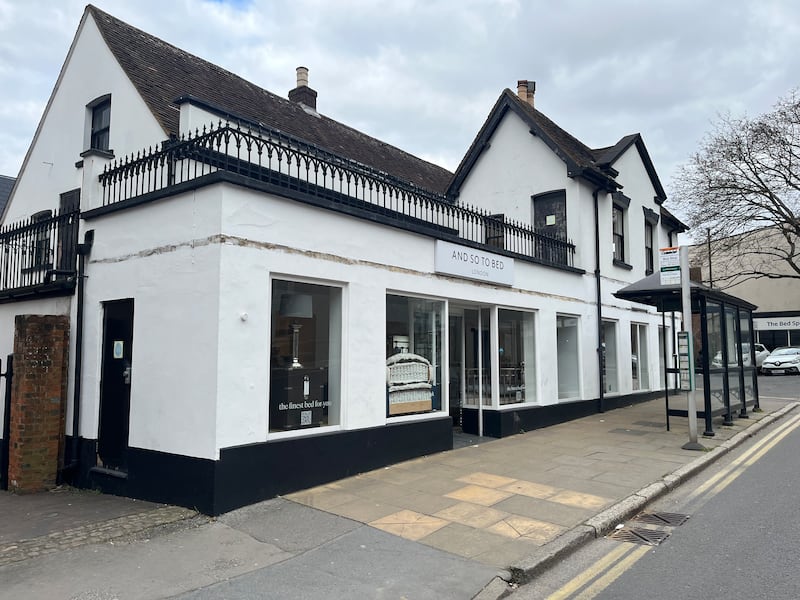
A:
[644, 221, 654, 275]
[267, 277, 344, 436]
[86, 94, 112, 153]
[643, 206, 660, 276]
[611, 193, 631, 268]
[556, 314, 581, 400]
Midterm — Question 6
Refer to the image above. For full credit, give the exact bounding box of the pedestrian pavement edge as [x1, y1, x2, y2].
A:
[479, 401, 800, 597]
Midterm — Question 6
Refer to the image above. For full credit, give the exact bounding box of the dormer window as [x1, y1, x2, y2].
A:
[85, 95, 111, 153]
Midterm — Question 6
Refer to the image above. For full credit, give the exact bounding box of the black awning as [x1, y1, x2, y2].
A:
[614, 272, 758, 312]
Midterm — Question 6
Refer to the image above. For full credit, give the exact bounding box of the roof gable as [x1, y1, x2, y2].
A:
[592, 134, 666, 203]
[87, 5, 452, 193]
[448, 89, 619, 197]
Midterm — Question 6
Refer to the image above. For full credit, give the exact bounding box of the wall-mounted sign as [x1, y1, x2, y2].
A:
[434, 241, 514, 286]
[659, 246, 681, 286]
[753, 317, 800, 330]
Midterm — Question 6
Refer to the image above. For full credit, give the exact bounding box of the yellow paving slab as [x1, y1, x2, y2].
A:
[445, 485, 513, 506]
[500, 480, 561, 499]
[369, 510, 449, 541]
[456, 472, 518, 489]
[285, 486, 360, 511]
[434, 502, 509, 529]
[548, 489, 610, 509]
[487, 515, 564, 543]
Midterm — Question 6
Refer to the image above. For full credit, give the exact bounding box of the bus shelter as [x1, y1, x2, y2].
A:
[615, 272, 759, 436]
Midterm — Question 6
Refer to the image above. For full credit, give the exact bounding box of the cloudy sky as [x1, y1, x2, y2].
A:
[1, 0, 799, 210]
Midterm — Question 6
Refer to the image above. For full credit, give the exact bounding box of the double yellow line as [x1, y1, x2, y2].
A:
[685, 410, 800, 507]
[546, 542, 649, 600]
[546, 409, 800, 600]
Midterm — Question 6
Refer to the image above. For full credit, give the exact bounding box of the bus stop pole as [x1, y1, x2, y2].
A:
[681, 246, 704, 450]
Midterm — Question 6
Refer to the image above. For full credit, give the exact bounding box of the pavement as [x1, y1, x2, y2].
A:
[1, 395, 798, 599]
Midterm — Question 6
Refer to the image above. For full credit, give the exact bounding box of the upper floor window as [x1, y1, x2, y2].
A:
[612, 192, 631, 267]
[485, 213, 505, 250]
[85, 95, 111, 153]
[91, 100, 111, 151]
[612, 205, 625, 262]
[642, 206, 659, 276]
[533, 190, 568, 264]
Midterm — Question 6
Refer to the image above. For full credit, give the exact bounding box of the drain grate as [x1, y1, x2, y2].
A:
[631, 511, 690, 527]
[607, 527, 671, 546]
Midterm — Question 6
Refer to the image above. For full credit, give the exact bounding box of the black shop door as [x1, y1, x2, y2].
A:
[98, 299, 134, 471]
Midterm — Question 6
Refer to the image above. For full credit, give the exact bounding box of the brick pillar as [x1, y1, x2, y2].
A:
[8, 315, 70, 493]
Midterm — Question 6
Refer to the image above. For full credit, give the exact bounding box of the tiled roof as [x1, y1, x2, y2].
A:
[87, 5, 453, 193]
[0, 175, 14, 214]
[508, 92, 601, 173]
[449, 90, 672, 206]
[449, 90, 619, 196]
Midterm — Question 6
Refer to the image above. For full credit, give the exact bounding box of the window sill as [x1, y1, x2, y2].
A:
[613, 259, 633, 270]
[80, 148, 115, 160]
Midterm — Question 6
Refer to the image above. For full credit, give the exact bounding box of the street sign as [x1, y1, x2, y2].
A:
[659, 246, 680, 286]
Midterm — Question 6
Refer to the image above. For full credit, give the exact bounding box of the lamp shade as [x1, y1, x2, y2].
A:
[279, 293, 313, 319]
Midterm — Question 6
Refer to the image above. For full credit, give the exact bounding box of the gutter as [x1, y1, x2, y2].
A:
[65, 229, 94, 475]
[593, 187, 605, 413]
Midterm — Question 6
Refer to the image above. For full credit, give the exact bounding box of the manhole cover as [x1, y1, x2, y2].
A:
[632, 511, 690, 527]
[607, 527, 671, 546]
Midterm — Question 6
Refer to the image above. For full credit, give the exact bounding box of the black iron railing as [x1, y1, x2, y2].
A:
[0, 208, 79, 293]
[99, 122, 576, 266]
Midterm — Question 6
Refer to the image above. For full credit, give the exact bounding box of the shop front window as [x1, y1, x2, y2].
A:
[498, 309, 535, 404]
[631, 323, 649, 390]
[603, 320, 618, 393]
[557, 315, 580, 399]
[269, 279, 341, 432]
[385, 295, 444, 416]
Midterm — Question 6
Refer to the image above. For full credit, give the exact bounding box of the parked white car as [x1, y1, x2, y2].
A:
[761, 347, 800, 375]
[711, 343, 770, 370]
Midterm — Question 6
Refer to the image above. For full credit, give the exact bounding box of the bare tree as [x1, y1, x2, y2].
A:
[673, 91, 800, 287]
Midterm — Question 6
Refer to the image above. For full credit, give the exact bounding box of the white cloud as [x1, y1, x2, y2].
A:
[1, 0, 800, 204]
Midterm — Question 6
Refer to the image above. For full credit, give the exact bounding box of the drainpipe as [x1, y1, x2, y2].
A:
[593, 187, 605, 413]
[65, 229, 94, 475]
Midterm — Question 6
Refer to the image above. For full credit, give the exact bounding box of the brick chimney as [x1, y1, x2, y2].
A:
[288, 66, 318, 110]
[517, 80, 535, 108]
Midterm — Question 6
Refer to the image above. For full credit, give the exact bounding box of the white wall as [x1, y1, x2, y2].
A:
[79, 188, 223, 459]
[4, 14, 164, 224]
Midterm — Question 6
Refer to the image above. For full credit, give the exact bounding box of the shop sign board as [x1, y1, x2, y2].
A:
[434, 241, 514, 286]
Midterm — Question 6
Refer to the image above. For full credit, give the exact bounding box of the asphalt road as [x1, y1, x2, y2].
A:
[514, 380, 800, 600]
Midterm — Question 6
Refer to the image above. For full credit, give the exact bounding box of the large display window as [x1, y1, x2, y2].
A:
[556, 315, 580, 399]
[498, 309, 536, 404]
[385, 295, 444, 416]
[631, 323, 649, 391]
[269, 279, 342, 432]
[602, 320, 619, 394]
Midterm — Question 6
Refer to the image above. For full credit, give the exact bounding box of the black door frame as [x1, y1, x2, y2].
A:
[97, 299, 134, 471]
